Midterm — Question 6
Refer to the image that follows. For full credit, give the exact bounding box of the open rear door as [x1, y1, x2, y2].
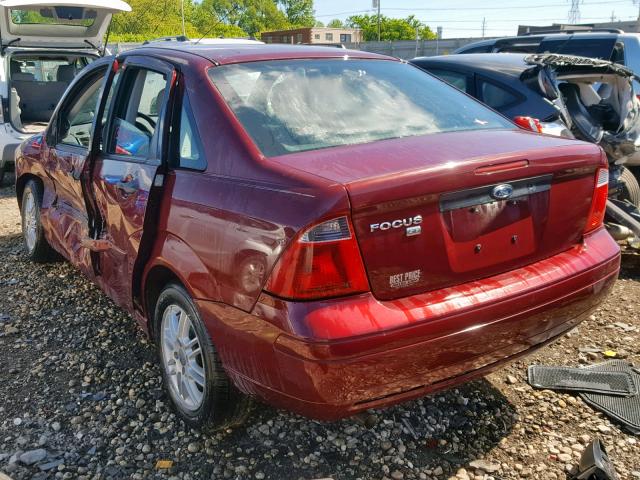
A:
[87, 55, 176, 312]
[0, 0, 131, 49]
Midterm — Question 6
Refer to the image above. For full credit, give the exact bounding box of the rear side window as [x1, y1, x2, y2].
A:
[538, 38, 616, 60]
[176, 96, 205, 170]
[208, 59, 512, 157]
[460, 44, 493, 53]
[427, 69, 470, 93]
[479, 80, 519, 110]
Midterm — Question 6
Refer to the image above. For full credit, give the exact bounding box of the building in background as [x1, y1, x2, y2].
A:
[518, 20, 640, 35]
[261, 27, 362, 45]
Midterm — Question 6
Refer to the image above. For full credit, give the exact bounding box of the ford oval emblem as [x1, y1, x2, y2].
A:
[491, 183, 514, 200]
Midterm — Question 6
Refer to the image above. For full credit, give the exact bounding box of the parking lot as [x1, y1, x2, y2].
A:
[0, 175, 638, 479]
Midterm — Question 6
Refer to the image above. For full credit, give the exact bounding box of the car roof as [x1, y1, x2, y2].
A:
[130, 43, 392, 65]
[413, 53, 531, 76]
[458, 31, 640, 52]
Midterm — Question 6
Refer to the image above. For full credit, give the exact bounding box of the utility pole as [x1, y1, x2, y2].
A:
[181, 0, 186, 36]
[481, 17, 486, 38]
[377, 0, 381, 41]
[610, 10, 616, 22]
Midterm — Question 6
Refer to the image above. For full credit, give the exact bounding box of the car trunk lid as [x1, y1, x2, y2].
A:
[0, 0, 131, 49]
[271, 129, 605, 300]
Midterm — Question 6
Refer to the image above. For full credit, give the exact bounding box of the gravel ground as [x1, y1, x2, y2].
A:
[0, 174, 639, 480]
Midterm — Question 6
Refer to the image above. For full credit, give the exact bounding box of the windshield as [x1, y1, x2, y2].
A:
[208, 59, 513, 156]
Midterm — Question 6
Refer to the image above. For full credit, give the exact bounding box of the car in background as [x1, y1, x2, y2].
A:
[16, 43, 619, 430]
[453, 30, 640, 88]
[454, 30, 633, 63]
[411, 53, 570, 136]
[411, 53, 640, 205]
[0, 0, 132, 186]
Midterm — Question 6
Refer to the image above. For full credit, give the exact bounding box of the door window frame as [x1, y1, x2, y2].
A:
[48, 60, 112, 155]
[100, 55, 176, 166]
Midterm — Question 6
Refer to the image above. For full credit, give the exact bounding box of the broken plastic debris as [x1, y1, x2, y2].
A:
[155, 460, 173, 469]
[603, 350, 618, 358]
[572, 438, 619, 480]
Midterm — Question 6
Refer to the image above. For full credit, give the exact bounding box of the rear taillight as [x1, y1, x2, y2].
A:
[265, 216, 370, 300]
[513, 116, 543, 133]
[584, 168, 609, 234]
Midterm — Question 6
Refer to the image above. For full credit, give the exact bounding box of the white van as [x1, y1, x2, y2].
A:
[0, 0, 131, 184]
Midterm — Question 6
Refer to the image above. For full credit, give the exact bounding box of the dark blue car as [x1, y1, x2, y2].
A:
[411, 53, 571, 136]
[411, 53, 640, 205]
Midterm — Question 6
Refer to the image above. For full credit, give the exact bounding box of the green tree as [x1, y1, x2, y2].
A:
[326, 18, 343, 28]
[109, 0, 320, 42]
[195, 0, 289, 37]
[314, 20, 324, 27]
[111, 0, 201, 41]
[278, 0, 314, 27]
[345, 14, 435, 41]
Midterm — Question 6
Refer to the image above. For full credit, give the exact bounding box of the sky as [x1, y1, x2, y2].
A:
[313, 0, 640, 38]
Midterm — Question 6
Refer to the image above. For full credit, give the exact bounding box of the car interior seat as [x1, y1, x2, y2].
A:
[559, 83, 604, 143]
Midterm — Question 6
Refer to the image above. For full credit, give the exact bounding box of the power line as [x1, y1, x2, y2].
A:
[382, 0, 627, 11]
[568, 0, 583, 22]
[315, 0, 630, 16]
[407, 15, 636, 23]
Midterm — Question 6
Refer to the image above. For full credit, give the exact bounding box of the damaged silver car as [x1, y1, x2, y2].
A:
[523, 54, 640, 247]
[521, 54, 640, 164]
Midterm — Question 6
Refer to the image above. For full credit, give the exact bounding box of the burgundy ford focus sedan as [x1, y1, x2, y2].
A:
[15, 42, 620, 430]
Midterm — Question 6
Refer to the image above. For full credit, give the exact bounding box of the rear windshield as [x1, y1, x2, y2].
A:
[208, 59, 513, 156]
[10, 7, 96, 27]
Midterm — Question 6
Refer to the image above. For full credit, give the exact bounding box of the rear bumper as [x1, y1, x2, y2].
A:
[198, 227, 620, 420]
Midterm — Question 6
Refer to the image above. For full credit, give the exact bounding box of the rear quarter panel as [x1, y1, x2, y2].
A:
[144, 61, 349, 313]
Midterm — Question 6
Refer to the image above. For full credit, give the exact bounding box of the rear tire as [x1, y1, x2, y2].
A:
[619, 166, 640, 207]
[154, 283, 253, 430]
[21, 180, 56, 262]
[0, 161, 6, 187]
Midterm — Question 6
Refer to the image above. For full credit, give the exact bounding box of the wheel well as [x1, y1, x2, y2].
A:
[16, 174, 43, 210]
[144, 265, 183, 338]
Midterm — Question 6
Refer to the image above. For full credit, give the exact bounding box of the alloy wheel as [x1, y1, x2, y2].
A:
[160, 304, 206, 411]
[22, 190, 38, 253]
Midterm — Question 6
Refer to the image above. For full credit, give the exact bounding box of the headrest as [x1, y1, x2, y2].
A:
[12, 72, 35, 81]
[56, 65, 76, 83]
